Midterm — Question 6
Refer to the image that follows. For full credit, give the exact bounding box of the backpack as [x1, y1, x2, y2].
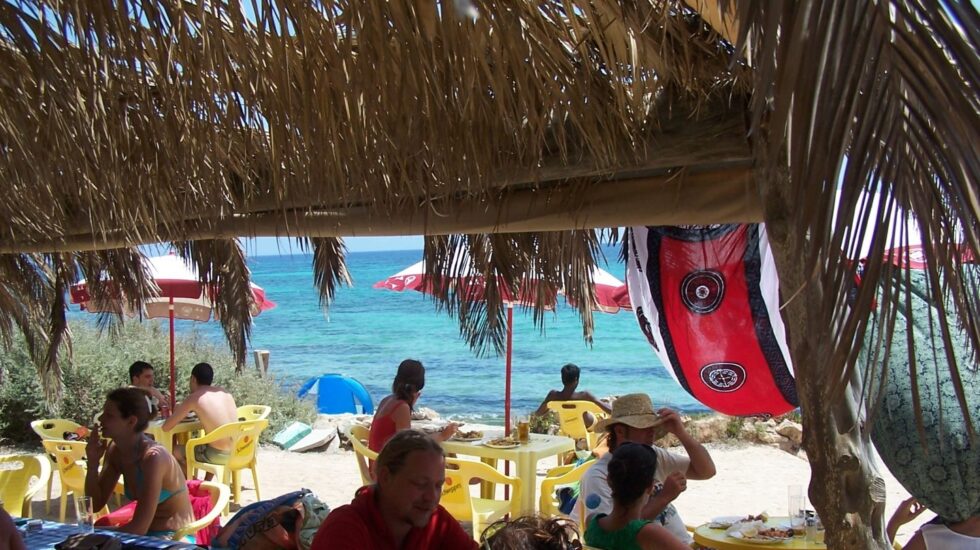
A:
[213, 489, 330, 550]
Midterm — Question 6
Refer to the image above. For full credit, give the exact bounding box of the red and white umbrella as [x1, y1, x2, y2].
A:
[374, 260, 630, 434]
[70, 254, 276, 407]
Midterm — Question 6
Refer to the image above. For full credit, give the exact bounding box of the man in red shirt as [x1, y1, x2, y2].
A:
[311, 429, 477, 549]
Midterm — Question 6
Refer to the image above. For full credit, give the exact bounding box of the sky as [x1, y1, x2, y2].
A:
[243, 236, 424, 256]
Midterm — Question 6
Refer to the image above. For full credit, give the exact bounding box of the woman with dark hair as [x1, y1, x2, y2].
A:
[584, 443, 688, 550]
[84, 388, 195, 540]
[368, 359, 457, 454]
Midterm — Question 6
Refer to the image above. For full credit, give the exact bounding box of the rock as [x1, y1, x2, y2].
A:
[776, 419, 803, 445]
[313, 413, 371, 449]
[412, 407, 439, 421]
[685, 415, 730, 443]
[756, 430, 782, 445]
[777, 434, 799, 454]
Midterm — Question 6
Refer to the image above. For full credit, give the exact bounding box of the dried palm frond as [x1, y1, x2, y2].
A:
[422, 230, 602, 356]
[734, 1, 979, 431]
[172, 240, 255, 371]
[0, 1, 749, 252]
[297, 237, 353, 312]
[0, 253, 57, 396]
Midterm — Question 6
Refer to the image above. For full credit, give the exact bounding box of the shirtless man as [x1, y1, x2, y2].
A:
[164, 362, 238, 467]
[533, 363, 612, 427]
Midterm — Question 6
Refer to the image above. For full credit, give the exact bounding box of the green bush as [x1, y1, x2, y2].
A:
[0, 320, 315, 445]
[725, 416, 745, 439]
[0, 345, 46, 445]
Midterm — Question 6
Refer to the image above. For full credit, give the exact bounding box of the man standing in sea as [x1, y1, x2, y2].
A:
[580, 393, 716, 545]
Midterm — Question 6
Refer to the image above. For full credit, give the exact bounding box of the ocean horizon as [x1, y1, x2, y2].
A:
[74, 247, 707, 424]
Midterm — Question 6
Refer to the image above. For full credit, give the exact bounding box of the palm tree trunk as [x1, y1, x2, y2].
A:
[761, 170, 891, 549]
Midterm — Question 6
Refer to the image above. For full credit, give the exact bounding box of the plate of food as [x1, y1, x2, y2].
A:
[708, 516, 746, 529]
[712, 513, 769, 529]
[483, 437, 520, 449]
[726, 524, 794, 545]
[451, 430, 484, 442]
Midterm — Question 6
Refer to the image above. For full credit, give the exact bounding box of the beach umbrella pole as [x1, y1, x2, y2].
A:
[504, 303, 513, 501]
[169, 296, 176, 409]
[504, 303, 513, 436]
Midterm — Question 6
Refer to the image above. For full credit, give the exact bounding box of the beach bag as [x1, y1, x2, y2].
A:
[213, 489, 311, 550]
[296, 492, 331, 550]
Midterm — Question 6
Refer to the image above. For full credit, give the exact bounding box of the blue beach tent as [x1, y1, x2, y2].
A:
[297, 374, 375, 415]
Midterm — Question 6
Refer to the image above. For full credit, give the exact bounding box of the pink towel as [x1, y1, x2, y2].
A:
[187, 479, 221, 545]
[93, 480, 220, 545]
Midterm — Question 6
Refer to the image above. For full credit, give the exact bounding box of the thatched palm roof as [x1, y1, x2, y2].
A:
[0, 2, 976, 546]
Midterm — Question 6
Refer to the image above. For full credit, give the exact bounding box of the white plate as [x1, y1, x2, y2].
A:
[483, 441, 520, 449]
[451, 434, 484, 442]
[727, 532, 790, 545]
[708, 516, 744, 529]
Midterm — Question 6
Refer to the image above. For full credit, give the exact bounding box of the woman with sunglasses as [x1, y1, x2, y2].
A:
[368, 359, 458, 457]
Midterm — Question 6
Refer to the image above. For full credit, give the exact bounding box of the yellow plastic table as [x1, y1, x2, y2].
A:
[146, 418, 203, 455]
[693, 517, 826, 550]
[442, 433, 575, 516]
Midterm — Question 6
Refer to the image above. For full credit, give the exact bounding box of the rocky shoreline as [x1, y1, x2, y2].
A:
[307, 407, 805, 458]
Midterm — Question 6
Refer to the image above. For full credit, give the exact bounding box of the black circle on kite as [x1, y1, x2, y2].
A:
[700, 362, 747, 392]
[680, 270, 725, 314]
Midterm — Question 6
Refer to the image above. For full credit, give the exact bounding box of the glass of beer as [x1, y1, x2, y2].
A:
[517, 415, 531, 444]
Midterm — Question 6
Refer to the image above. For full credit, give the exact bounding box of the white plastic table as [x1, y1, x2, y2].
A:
[442, 433, 575, 515]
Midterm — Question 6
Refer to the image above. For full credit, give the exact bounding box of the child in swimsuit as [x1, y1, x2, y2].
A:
[85, 388, 195, 541]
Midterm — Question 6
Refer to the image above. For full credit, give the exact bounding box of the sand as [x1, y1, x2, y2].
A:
[24, 441, 927, 546]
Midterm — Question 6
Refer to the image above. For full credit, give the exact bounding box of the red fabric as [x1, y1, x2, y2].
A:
[367, 401, 406, 453]
[95, 501, 136, 527]
[186, 480, 221, 546]
[310, 486, 476, 550]
[93, 480, 220, 545]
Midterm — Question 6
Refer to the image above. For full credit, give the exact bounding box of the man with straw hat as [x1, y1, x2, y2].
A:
[580, 393, 716, 544]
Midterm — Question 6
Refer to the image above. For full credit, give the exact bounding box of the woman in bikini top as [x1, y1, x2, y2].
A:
[85, 388, 194, 538]
[368, 359, 458, 456]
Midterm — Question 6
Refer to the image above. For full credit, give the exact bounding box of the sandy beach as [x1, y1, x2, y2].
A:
[23, 439, 928, 546]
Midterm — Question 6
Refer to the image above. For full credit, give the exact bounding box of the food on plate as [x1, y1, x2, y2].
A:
[453, 430, 484, 440]
[486, 436, 519, 447]
[728, 522, 795, 542]
[757, 527, 794, 538]
[707, 516, 743, 529]
[711, 513, 771, 530]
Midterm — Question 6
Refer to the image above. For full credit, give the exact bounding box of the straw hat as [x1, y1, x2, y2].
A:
[595, 393, 666, 432]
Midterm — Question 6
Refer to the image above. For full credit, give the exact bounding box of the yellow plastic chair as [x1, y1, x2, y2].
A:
[186, 419, 268, 506]
[236, 405, 271, 421]
[235, 405, 271, 488]
[0, 454, 51, 518]
[41, 440, 93, 522]
[347, 424, 377, 486]
[538, 460, 594, 519]
[172, 480, 231, 542]
[546, 401, 608, 452]
[441, 457, 522, 541]
[30, 418, 84, 512]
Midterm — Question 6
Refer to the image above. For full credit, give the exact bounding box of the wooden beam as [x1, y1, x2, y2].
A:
[0, 163, 759, 253]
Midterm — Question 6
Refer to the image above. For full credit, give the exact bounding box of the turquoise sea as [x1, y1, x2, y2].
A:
[83, 248, 707, 423]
